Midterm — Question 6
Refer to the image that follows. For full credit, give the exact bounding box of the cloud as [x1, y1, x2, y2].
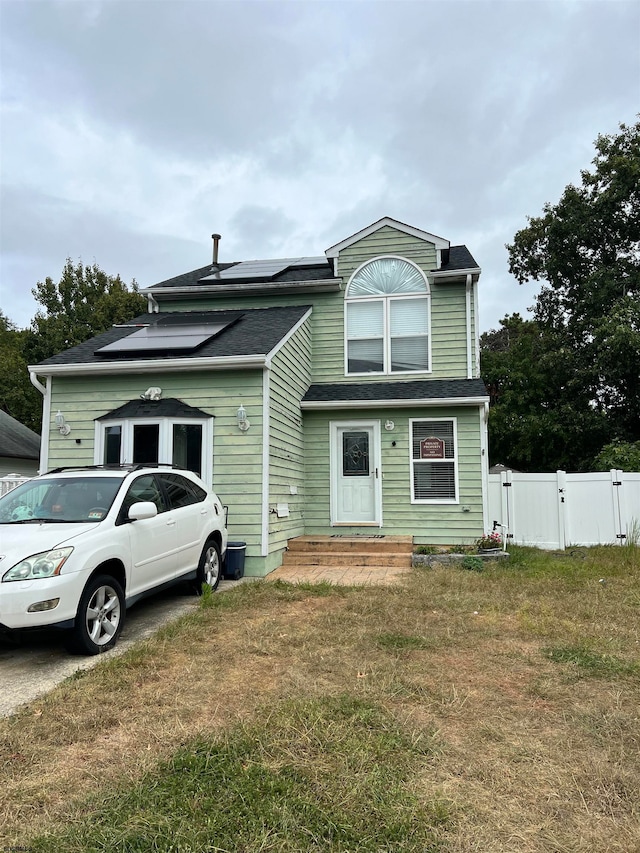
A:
[1, 0, 638, 331]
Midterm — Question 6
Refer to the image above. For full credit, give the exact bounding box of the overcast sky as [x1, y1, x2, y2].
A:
[1, 0, 638, 333]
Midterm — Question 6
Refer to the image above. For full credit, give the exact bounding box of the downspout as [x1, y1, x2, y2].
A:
[465, 273, 473, 379]
[29, 372, 50, 473]
[147, 293, 159, 313]
[261, 366, 271, 557]
[473, 274, 480, 377]
[480, 401, 490, 534]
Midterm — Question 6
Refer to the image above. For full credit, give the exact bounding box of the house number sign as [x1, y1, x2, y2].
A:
[420, 437, 445, 459]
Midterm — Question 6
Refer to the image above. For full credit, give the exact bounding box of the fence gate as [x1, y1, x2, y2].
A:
[489, 470, 638, 549]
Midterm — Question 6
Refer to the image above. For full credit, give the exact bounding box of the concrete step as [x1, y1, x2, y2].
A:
[287, 535, 413, 555]
[282, 550, 412, 568]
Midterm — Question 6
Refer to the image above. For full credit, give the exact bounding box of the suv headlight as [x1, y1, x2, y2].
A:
[2, 547, 74, 582]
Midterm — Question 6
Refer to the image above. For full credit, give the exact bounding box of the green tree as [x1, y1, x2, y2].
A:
[25, 259, 147, 365]
[0, 310, 41, 431]
[2, 262, 147, 432]
[499, 118, 640, 467]
[480, 314, 609, 471]
[593, 440, 640, 472]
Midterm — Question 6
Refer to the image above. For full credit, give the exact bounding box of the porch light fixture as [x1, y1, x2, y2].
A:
[236, 404, 250, 432]
[54, 411, 71, 436]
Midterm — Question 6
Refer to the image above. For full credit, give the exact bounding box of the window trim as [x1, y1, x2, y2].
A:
[94, 416, 214, 486]
[409, 417, 459, 505]
[344, 255, 432, 377]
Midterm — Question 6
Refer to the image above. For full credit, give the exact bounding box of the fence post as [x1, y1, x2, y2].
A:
[500, 468, 513, 544]
[556, 470, 567, 550]
[611, 469, 626, 545]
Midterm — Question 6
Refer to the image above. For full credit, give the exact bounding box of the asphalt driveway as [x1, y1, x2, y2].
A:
[0, 578, 248, 718]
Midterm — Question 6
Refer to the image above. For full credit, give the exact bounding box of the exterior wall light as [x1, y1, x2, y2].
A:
[55, 411, 71, 435]
[236, 404, 250, 432]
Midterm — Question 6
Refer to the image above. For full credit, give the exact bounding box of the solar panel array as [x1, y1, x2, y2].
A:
[199, 256, 328, 283]
[96, 313, 243, 356]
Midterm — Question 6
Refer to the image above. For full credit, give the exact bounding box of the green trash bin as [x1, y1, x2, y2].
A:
[224, 541, 246, 580]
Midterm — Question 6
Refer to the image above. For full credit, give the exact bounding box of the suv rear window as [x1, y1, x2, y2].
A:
[160, 473, 206, 509]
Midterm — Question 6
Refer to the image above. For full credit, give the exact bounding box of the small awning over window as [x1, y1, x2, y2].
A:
[96, 398, 212, 421]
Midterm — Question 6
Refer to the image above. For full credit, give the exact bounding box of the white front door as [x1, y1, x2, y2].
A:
[331, 422, 381, 525]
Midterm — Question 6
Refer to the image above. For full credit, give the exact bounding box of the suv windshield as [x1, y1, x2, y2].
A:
[0, 477, 123, 524]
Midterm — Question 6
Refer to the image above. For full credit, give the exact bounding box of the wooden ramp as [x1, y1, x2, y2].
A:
[266, 535, 414, 586]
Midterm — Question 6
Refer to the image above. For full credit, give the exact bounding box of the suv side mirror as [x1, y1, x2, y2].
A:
[128, 501, 158, 521]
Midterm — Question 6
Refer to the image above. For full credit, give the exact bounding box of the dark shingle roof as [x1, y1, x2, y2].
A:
[97, 398, 211, 421]
[0, 410, 41, 459]
[302, 379, 488, 403]
[437, 246, 479, 271]
[32, 306, 312, 368]
[148, 260, 336, 290]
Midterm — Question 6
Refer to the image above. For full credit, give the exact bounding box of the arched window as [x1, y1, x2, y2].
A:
[345, 257, 430, 374]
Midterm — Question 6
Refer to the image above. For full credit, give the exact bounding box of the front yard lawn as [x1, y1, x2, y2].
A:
[1, 545, 639, 852]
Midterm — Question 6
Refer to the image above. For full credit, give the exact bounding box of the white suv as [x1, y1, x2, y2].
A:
[0, 465, 228, 655]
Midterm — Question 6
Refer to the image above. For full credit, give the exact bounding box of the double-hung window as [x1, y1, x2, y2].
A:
[345, 257, 430, 375]
[410, 419, 458, 503]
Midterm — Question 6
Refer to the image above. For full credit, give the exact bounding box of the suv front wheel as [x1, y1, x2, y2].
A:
[67, 575, 126, 655]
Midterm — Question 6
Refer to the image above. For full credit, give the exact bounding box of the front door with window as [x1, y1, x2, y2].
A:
[331, 422, 381, 525]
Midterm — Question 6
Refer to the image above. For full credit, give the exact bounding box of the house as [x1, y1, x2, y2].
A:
[0, 410, 40, 478]
[28, 217, 489, 576]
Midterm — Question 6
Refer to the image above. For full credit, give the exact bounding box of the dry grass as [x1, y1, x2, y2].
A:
[1, 546, 639, 851]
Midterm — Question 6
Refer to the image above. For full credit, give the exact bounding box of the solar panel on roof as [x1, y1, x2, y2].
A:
[200, 258, 292, 282]
[95, 313, 242, 355]
[291, 256, 328, 267]
[199, 256, 329, 283]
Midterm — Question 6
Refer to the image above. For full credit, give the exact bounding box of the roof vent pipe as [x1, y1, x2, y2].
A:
[212, 233, 221, 266]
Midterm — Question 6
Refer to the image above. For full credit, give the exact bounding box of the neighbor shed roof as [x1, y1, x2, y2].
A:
[0, 410, 41, 460]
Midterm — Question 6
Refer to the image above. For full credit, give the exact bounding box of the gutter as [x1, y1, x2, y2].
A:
[430, 267, 481, 280]
[465, 274, 473, 379]
[146, 279, 341, 300]
[301, 396, 490, 410]
[28, 354, 269, 377]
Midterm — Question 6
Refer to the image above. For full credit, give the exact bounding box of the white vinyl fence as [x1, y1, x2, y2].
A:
[488, 469, 640, 549]
[0, 474, 32, 497]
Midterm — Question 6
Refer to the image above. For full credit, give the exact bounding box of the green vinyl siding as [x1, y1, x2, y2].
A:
[159, 225, 471, 383]
[161, 292, 344, 385]
[303, 405, 484, 544]
[47, 370, 268, 575]
[338, 226, 469, 380]
[267, 321, 312, 556]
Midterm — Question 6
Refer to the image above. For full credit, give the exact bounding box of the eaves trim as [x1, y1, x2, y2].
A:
[326, 217, 450, 257]
[28, 354, 268, 377]
[301, 396, 490, 410]
[148, 279, 342, 298]
[431, 267, 481, 279]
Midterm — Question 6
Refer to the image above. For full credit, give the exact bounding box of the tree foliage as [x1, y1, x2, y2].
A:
[593, 440, 640, 473]
[485, 119, 640, 471]
[3, 261, 147, 432]
[0, 311, 42, 432]
[25, 259, 147, 365]
[481, 314, 609, 471]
